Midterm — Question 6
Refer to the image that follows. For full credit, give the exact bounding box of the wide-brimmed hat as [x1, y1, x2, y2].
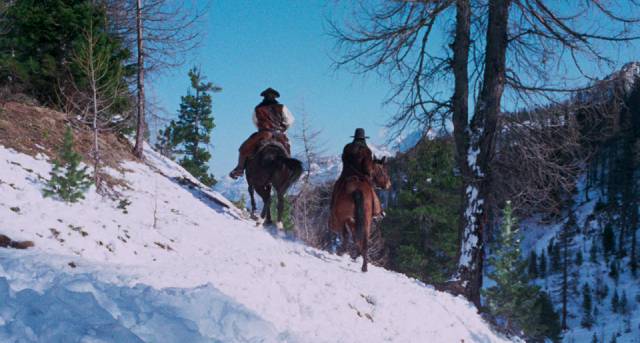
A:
[260, 87, 280, 98]
[351, 128, 369, 140]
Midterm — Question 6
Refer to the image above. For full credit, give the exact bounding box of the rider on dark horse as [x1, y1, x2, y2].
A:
[229, 87, 294, 179]
[330, 128, 384, 221]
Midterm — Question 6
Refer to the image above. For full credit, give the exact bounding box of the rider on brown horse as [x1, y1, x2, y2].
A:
[331, 128, 384, 221]
[229, 87, 294, 179]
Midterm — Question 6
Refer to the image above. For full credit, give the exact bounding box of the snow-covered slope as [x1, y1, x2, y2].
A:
[0, 143, 510, 342]
[518, 176, 640, 343]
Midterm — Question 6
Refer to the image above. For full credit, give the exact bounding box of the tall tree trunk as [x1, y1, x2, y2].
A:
[561, 230, 568, 330]
[454, 0, 511, 307]
[133, 0, 145, 158]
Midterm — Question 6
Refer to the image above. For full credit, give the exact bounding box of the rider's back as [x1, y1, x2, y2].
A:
[340, 141, 374, 179]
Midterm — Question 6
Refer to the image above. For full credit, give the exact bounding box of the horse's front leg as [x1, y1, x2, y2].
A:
[248, 185, 257, 219]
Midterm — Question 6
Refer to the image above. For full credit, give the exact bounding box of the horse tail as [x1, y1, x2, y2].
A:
[353, 190, 365, 246]
[281, 158, 303, 192]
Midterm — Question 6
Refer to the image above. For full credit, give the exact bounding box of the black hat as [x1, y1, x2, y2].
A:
[260, 87, 280, 98]
[351, 128, 369, 140]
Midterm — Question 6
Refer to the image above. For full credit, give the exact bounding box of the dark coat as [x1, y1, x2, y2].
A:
[339, 140, 374, 180]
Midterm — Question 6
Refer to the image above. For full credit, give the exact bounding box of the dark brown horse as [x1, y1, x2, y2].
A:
[329, 157, 391, 272]
[246, 142, 303, 228]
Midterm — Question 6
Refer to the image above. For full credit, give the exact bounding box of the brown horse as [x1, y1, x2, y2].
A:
[329, 157, 391, 272]
[246, 142, 303, 228]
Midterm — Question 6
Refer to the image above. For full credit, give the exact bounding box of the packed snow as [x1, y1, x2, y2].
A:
[0, 143, 510, 342]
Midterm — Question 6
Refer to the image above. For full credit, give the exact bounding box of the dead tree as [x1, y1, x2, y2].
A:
[493, 104, 586, 217]
[331, 0, 640, 306]
[64, 24, 129, 192]
[133, 0, 145, 158]
[291, 109, 329, 247]
[104, 0, 209, 158]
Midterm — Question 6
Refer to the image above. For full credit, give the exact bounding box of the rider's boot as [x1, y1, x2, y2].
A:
[229, 155, 247, 179]
[373, 210, 386, 223]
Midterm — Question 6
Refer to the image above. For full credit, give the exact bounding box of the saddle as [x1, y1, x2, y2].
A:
[254, 139, 289, 159]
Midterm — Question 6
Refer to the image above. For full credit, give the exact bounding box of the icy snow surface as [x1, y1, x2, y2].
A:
[0, 144, 509, 342]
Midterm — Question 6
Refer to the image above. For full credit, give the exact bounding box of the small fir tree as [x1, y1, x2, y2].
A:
[581, 283, 594, 328]
[155, 120, 178, 160]
[170, 67, 221, 187]
[551, 240, 562, 272]
[558, 211, 578, 330]
[619, 291, 628, 315]
[609, 261, 619, 282]
[603, 224, 615, 257]
[43, 127, 92, 202]
[529, 291, 563, 343]
[538, 250, 547, 277]
[590, 239, 598, 263]
[611, 289, 619, 313]
[528, 250, 538, 278]
[483, 202, 545, 337]
[576, 250, 584, 266]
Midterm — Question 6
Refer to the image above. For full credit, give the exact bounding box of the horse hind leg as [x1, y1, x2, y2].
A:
[275, 192, 285, 229]
[353, 190, 368, 272]
[337, 222, 351, 256]
[262, 186, 273, 225]
[256, 185, 272, 225]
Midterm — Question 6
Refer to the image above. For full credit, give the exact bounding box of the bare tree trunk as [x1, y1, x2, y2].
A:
[133, 0, 146, 158]
[92, 76, 101, 190]
[455, 0, 511, 307]
[561, 233, 568, 330]
[87, 33, 101, 191]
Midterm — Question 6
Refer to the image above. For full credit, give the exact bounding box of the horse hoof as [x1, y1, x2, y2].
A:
[361, 265, 368, 272]
[276, 221, 284, 230]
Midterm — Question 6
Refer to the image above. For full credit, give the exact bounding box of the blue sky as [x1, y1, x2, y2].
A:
[151, 0, 396, 177]
[151, 0, 640, 178]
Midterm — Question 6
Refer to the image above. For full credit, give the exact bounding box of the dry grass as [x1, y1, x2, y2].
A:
[0, 101, 136, 171]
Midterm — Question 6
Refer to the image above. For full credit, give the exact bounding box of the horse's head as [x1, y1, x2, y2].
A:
[372, 156, 392, 190]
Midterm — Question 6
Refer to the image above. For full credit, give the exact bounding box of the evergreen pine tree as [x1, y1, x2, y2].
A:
[529, 291, 563, 343]
[547, 239, 555, 258]
[0, 0, 131, 105]
[155, 120, 178, 160]
[539, 250, 547, 277]
[590, 239, 598, 263]
[603, 224, 615, 257]
[609, 260, 619, 282]
[170, 67, 221, 187]
[558, 211, 578, 330]
[483, 202, 547, 337]
[380, 137, 461, 283]
[43, 127, 92, 203]
[581, 283, 594, 328]
[611, 289, 619, 313]
[619, 291, 628, 315]
[551, 241, 562, 272]
[576, 250, 583, 266]
[528, 250, 538, 278]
